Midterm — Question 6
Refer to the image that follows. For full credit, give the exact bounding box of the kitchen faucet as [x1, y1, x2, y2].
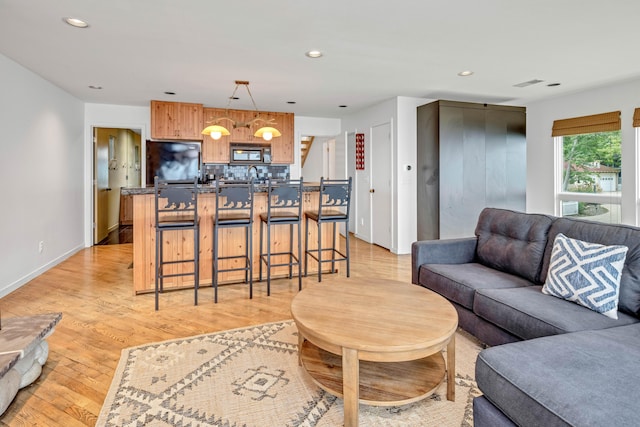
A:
[247, 165, 258, 181]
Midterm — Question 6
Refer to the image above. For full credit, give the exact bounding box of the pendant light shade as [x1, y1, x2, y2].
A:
[202, 124, 231, 140]
[254, 126, 281, 141]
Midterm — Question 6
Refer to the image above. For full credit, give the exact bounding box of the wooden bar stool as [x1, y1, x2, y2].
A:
[304, 177, 352, 282]
[259, 178, 304, 295]
[212, 180, 255, 303]
[154, 177, 200, 311]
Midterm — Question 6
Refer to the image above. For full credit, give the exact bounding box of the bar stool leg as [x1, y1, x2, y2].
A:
[155, 229, 161, 311]
[289, 224, 294, 279]
[297, 221, 302, 290]
[259, 220, 264, 282]
[318, 220, 322, 282]
[194, 227, 199, 306]
[331, 222, 337, 273]
[345, 221, 351, 277]
[266, 220, 271, 296]
[213, 223, 219, 303]
[248, 222, 253, 299]
[304, 216, 309, 277]
[244, 225, 249, 284]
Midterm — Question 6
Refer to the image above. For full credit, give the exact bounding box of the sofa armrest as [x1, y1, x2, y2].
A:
[411, 237, 478, 284]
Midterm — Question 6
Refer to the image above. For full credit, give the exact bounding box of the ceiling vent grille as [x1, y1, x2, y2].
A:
[513, 79, 544, 88]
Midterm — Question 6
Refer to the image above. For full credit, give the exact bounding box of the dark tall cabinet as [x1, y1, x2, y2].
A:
[417, 101, 526, 240]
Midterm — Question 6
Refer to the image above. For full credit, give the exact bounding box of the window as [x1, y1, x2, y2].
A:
[553, 112, 621, 224]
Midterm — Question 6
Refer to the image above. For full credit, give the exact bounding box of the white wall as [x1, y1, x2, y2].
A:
[397, 97, 432, 253]
[292, 116, 341, 179]
[526, 77, 640, 225]
[301, 136, 332, 181]
[342, 96, 430, 254]
[0, 53, 85, 297]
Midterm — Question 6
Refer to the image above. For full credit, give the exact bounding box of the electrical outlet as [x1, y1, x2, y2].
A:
[38, 241, 44, 253]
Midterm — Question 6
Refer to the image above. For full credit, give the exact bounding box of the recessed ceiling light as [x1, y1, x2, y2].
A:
[339, 105, 347, 108]
[547, 83, 561, 87]
[88, 85, 102, 90]
[458, 70, 474, 77]
[305, 50, 323, 58]
[164, 91, 176, 95]
[63, 17, 89, 28]
[287, 101, 296, 104]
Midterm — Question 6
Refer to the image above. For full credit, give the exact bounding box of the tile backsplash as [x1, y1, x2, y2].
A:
[202, 164, 289, 182]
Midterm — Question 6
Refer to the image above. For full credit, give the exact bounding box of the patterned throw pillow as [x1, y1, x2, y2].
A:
[542, 233, 628, 319]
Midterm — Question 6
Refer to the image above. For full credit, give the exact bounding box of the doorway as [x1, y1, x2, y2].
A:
[93, 127, 142, 245]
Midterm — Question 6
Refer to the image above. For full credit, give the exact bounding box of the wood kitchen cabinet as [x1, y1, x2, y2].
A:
[201, 108, 295, 164]
[202, 107, 230, 163]
[150, 100, 203, 140]
[270, 112, 294, 164]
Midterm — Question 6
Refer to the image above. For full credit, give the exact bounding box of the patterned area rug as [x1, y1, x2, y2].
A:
[97, 320, 482, 426]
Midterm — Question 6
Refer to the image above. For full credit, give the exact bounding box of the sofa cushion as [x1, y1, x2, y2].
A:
[543, 233, 628, 319]
[475, 208, 554, 284]
[419, 263, 533, 310]
[474, 286, 638, 340]
[541, 218, 640, 318]
[476, 324, 640, 427]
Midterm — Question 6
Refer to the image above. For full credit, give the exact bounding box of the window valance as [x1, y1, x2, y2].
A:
[552, 111, 621, 137]
[633, 108, 640, 127]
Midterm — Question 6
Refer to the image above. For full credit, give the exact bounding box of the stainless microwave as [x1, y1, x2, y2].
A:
[230, 143, 271, 164]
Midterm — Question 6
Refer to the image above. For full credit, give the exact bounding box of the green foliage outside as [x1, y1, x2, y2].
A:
[562, 131, 621, 192]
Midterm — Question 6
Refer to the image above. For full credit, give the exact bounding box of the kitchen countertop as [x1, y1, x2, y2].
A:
[120, 182, 321, 195]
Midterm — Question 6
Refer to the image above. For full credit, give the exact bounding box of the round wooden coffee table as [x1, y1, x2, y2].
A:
[291, 278, 458, 427]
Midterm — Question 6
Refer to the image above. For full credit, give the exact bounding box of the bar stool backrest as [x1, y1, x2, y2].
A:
[265, 178, 304, 220]
[154, 177, 199, 226]
[317, 177, 352, 220]
[214, 180, 255, 223]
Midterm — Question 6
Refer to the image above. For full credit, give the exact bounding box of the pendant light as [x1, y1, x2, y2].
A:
[202, 81, 281, 141]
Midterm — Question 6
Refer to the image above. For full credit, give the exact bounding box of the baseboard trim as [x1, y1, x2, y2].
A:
[0, 244, 85, 299]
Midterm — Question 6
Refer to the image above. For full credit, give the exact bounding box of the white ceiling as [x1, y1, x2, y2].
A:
[2, 0, 640, 118]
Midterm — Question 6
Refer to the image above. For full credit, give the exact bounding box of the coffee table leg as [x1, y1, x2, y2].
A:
[342, 347, 359, 427]
[447, 334, 455, 401]
[297, 333, 304, 366]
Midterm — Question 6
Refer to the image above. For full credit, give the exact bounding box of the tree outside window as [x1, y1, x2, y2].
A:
[560, 130, 621, 221]
[562, 131, 621, 193]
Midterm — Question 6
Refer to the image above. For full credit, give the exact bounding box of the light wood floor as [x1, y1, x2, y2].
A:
[0, 236, 411, 426]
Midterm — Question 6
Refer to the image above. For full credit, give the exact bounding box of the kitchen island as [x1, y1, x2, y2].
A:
[123, 183, 332, 294]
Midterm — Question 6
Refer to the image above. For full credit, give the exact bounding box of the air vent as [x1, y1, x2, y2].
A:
[513, 79, 544, 88]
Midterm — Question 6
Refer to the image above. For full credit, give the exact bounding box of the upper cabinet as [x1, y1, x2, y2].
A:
[202, 107, 230, 163]
[150, 101, 203, 141]
[200, 108, 294, 164]
[151, 101, 295, 164]
[271, 112, 294, 164]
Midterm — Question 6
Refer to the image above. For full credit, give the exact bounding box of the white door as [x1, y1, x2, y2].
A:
[371, 123, 392, 249]
[322, 139, 335, 178]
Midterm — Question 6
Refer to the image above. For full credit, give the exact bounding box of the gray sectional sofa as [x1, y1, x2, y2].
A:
[411, 207, 640, 427]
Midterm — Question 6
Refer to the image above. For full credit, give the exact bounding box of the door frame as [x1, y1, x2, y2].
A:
[86, 122, 146, 247]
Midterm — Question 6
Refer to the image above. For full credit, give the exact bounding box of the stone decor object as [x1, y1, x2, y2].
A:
[0, 312, 62, 415]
